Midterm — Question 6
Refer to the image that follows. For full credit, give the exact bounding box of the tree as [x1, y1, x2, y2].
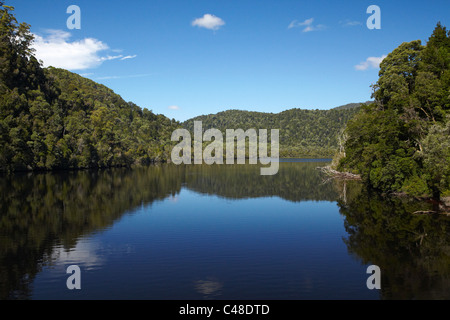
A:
[338, 24, 450, 200]
[0, 3, 42, 93]
[373, 40, 423, 113]
[418, 118, 450, 201]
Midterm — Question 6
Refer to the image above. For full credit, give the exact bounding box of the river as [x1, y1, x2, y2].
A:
[0, 159, 449, 299]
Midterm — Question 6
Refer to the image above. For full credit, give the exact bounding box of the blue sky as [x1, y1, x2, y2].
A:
[8, 0, 450, 121]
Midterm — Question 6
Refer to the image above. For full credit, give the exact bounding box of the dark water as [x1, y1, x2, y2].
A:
[0, 160, 449, 300]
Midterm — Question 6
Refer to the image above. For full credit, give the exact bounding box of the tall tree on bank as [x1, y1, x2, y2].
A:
[338, 23, 450, 201]
[0, 2, 55, 170]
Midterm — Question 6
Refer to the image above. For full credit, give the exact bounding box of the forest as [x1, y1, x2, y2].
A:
[183, 103, 369, 159]
[0, 2, 371, 171]
[1, 1, 449, 203]
[336, 23, 450, 201]
[0, 4, 180, 172]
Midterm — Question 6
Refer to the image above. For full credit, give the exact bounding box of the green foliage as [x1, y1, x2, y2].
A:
[183, 103, 369, 158]
[417, 117, 450, 198]
[339, 23, 450, 200]
[401, 175, 430, 197]
[0, 4, 180, 172]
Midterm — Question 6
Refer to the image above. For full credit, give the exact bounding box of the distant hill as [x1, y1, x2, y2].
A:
[183, 103, 369, 158]
[332, 101, 373, 110]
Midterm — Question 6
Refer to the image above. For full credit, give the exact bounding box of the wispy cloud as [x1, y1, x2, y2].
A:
[168, 105, 180, 110]
[121, 55, 137, 60]
[340, 19, 362, 27]
[355, 55, 387, 71]
[99, 55, 123, 62]
[95, 73, 153, 80]
[95, 75, 121, 80]
[32, 29, 136, 70]
[288, 18, 313, 29]
[288, 18, 325, 32]
[192, 14, 225, 31]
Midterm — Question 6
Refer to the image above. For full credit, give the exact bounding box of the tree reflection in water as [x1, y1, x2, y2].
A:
[0, 162, 449, 299]
[335, 180, 450, 299]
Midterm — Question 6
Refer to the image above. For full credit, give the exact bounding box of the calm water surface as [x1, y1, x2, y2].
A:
[1, 159, 449, 300]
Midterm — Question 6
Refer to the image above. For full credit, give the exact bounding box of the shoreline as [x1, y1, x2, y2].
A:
[317, 165, 450, 216]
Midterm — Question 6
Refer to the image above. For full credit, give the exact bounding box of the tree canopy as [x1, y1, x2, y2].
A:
[338, 23, 450, 200]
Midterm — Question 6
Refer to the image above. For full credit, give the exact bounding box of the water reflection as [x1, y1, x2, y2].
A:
[194, 278, 223, 299]
[336, 181, 450, 299]
[184, 161, 338, 201]
[0, 166, 186, 299]
[0, 161, 449, 299]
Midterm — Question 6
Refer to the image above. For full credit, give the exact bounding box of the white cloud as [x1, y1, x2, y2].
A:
[79, 72, 94, 77]
[288, 18, 313, 29]
[288, 18, 325, 32]
[355, 55, 387, 71]
[32, 29, 135, 70]
[192, 14, 225, 30]
[99, 55, 123, 62]
[168, 105, 180, 110]
[95, 73, 153, 80]
[95, 75, 122, 80]
[121, 55, 137, 60]
[340, 19, 362, 27]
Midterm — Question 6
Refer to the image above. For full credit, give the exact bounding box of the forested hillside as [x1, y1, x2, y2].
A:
[337, 23, 450, 200]
[0, 4, 180, 171]
[183, 102, 370, 158]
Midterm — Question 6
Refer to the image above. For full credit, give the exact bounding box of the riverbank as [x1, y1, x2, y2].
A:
[317, 165, 450, 216]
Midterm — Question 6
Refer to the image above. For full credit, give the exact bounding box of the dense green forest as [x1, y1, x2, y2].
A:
[336, 23, 450, 201]
[183, 102, 370, 158]
[0, 4, 180, 172]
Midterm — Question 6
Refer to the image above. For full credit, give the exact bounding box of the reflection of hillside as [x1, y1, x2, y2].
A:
[2, 162, 339, 299]
[184, 161, 339, 202]
[0, 165, 185, 299]
[0, 161, 338, 299]
[7, 162, 446, 300]
[337, 183, 450, 299]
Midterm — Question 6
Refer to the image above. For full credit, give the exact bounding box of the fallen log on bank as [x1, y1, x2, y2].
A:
[412, 210, 438, 215]
[317, 166, 362, 181]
